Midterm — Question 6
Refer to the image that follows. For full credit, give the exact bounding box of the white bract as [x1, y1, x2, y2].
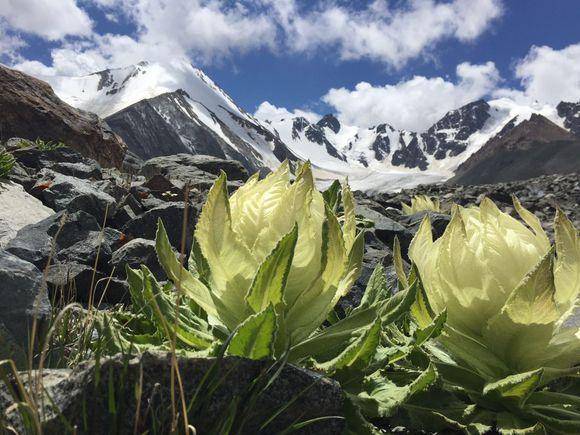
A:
[409, 198, 580, 378]
[401, 195, 441, 215]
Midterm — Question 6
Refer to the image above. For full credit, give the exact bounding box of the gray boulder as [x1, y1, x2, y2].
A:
[141, 153, 248, 182]
[0, 251, 51, 366]
[34, 170, 116, 223]
[0, 352, 344, 434]
[356, 204, 413, 252]
[46, 262, 128, 305]
[57, 228, 123, 272]
[12, 146, 102, 180]
[122, 202, 198, 252]
[6, 211, 100, 269]
[0, 181, 54, 248]
[110, 238, 165, 280]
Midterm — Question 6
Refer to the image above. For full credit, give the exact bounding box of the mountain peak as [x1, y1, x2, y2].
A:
[317, 114, 341, 133]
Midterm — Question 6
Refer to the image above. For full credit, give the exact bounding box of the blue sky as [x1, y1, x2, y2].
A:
[1, 0, 579, 131]
[206, 1, 580, 114]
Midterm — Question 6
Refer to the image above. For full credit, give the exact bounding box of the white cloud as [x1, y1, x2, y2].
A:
[255, 101, 320, 124]
[264, 0, 502, 68]
[125, 0, 277, 64]
[10, 0, 278, 77]
[0, 21, 26, 62]
[511, 43, 580, 104]
[4, 0, 503, 76]
[321, 61, 500, 131]
[0, 0, 92, 40]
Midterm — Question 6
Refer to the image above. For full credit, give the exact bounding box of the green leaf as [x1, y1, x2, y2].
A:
[194, 171, 257, 329]
[376, 281, 418, 325]
[409, 274, 436, 329]
[140, 266, 214, 349]
[288, 306, 378, 363]
[246, 225, 298, 313]
[483, 369, 544, 408]
[414, 309, 447, 346]
[352, 364, 438, 418]
[314, 318, 381, 372]
[322, 180, 341, 212]
[156, 219, 223, 321]
[358, 265, 388, 309]
[483, 250, 560, 373]
[126, 266, 148, 315]
[393, 236, 409, 289]
[228, 305, 277, 360]
[188, 234, 212, 284]
[341, 181, 356, 252]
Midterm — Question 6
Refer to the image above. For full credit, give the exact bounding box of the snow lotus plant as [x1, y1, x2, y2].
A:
[401, 195, 441, 215]
[102, 162, 386, 363]
[406, 198, 580, 434]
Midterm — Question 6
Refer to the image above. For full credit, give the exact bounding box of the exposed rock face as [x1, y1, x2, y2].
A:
[274, 99, 496, 171]
[0, 65, 126, 168]
[317, 114, 341, 133]
[449, 114, 580, 185]
[105, 90, 228, 159]
[0, 181, 54, 248]
[392, 134, 428, 170]
[371, 126, 392, 161]
[422, 99, 491, 159]
[292, 117, 347, 161]
[557, 101, 580, 137]
[0, 352, 345, 434]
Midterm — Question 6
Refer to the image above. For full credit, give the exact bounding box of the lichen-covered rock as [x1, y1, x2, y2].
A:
[0, 352, 345, 434]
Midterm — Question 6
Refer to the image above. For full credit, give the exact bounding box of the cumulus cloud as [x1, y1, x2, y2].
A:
[321, 62, 500, 131]
[255, 101, 320, 124]
[264, 0, 503, 68]
[511, 43, 580, 104]
[0, 0, 92, 40]
[4, 0, 277, 76]
[2, 0, 503, 76]
[0, 22, 26, 62]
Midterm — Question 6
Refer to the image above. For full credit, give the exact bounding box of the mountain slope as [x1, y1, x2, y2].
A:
[448, 114, 580, 185]
[51, 61, 295, 172]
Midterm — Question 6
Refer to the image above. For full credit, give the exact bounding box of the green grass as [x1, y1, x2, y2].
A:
[0, 150, 15, 179]
[33, 139, 66, 151]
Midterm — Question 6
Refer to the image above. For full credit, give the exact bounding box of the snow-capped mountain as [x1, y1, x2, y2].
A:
[263, 98, 568, 178]
[49, 60, 579, 192]
[51, 60, 295, 173]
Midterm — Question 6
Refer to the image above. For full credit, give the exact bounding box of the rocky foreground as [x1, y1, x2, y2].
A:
[0, 137, 578, 432]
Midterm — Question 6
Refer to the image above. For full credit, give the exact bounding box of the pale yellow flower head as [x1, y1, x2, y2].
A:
[409, 197, 580, 378]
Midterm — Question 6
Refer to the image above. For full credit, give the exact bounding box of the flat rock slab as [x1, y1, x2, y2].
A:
[0, 181, 54, 248]
[0, 352, 344, 434]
